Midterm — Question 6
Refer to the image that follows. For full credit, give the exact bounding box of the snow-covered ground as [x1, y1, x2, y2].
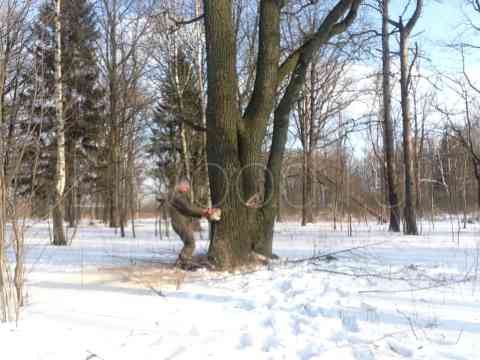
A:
[1, 218, 480, 359]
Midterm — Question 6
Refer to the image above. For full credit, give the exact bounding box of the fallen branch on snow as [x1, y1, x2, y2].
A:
[287, 241, 390, 264]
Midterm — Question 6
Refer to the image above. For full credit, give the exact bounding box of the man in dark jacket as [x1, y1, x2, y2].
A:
[168, 181, 219, 268]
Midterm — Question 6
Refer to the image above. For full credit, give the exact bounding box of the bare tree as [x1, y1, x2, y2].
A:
[440, 71, 480, 210]
[96, 0, 153, 230]
[380, 0, 401, 232]
[293, 47, 356, 226]
[410, 59, 431, 217]
[388, 0, 423, 235]
[0, 0, 33, 321]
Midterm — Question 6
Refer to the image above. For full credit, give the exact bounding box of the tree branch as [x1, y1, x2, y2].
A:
[243, 0, 281, 124]
[278, 0, 361, 83]
[404, 0, 422, 35]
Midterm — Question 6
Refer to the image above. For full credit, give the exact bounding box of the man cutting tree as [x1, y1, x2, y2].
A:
[168, 180, 221, 269]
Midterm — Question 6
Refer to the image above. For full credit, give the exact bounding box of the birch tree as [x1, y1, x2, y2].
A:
[52, 0, 67, 245]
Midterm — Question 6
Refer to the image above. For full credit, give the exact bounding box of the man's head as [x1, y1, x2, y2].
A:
[176, 180, 190, 193]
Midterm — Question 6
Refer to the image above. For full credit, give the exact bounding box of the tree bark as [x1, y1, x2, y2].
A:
[381, 0, 400, 232]
[204, 0, 256, 267]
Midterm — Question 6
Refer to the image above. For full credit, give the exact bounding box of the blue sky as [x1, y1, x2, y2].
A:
[388, 0, 478, 71]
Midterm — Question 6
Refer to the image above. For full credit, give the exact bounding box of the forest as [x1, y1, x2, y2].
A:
[1, 1, 480, 359]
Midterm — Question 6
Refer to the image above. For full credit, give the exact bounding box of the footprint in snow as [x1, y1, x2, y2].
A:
[189, 325, 199, 336]
[436, 351, 468, 360]
[265, 295, 278, 309]
[276, 279, 292, 292]
[387, 339, 414, 358]
[336, 287, 349, 297]
[238, 332, 253, 348]
[262, 315, 274, 328]
[318, 281, 330, 297]
[360, 302, 379, 322]
[292, 317, 304, 336]
[299, 343, 325, 359]
[340, 312, 360, 333]
[352, 345, 375, 360]
[302, 303, 318, 318]
[262, 333, 280, 352]
[235, 300, 256, 311]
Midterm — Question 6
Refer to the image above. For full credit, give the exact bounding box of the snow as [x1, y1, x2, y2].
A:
[1, 219, 480, 359]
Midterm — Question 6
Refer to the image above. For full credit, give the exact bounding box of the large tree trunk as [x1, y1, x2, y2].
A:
[203, 0, 361, 267]
[204, 0, 259, 268]
[399, 22, 418, 235]
[52, 0, 67, 246]
[381, 0, 400, 232]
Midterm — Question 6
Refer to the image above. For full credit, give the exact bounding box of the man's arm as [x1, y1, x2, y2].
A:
[170, 195, 205, 218]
